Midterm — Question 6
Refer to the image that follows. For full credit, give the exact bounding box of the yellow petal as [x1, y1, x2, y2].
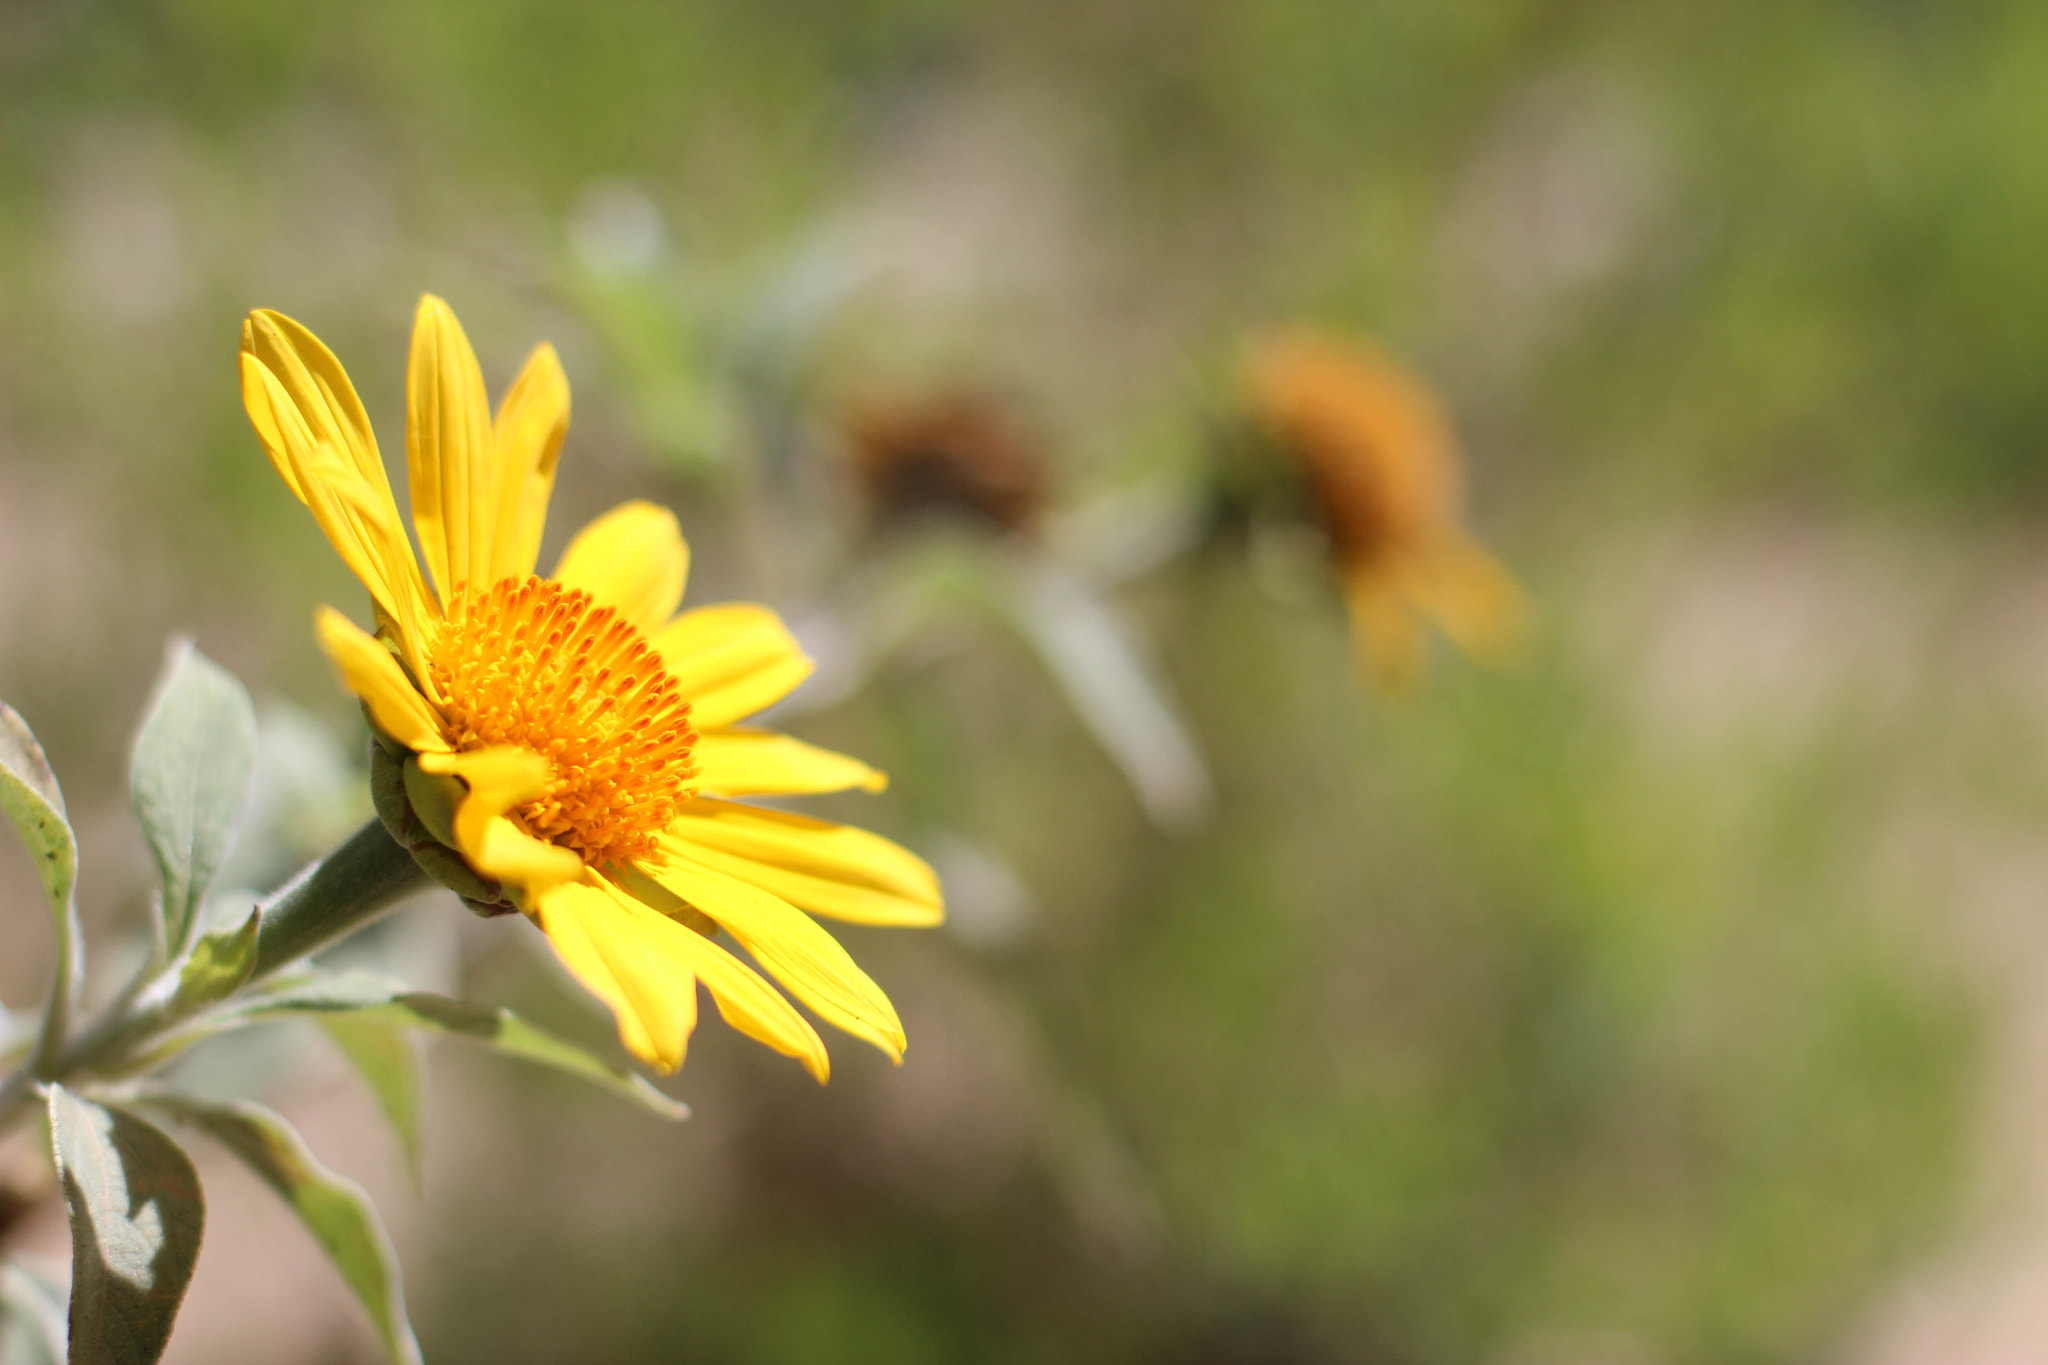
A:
[552, 502, 689, 636]
[533, 878, 696, 1073]
[415, 747, 584, 894]
[471, 815, 588, 893]
[1342, 561, 1425, 692]
[1412, 537, 1528, 669]
[487, 343, 570, 583]
[653, 605, 814, 730]
[690, 727, 887, 798]
[407, 295, 496, 605]
[539, 876, 831, 1080]
[242, 353, 438, 676]
[618, 887, 829, 1084]
[661, 801, 942, 928]
[638, 851, 905, 1061]
[313, 607, 449, 754]
[241, 310, 387, 498]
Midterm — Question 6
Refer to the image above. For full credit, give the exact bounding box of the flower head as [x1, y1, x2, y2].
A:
[1245, 329, 1526, 688]
[241, 296, 942, 1079]
[840, 391, 1048, 534]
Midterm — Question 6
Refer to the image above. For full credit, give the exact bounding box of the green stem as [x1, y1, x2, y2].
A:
[28, 897, 82, 1080]
[0, 818, 430, 1137]
[251, 817, 432, 980]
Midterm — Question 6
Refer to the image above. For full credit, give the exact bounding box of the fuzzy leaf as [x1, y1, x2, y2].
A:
[47, 1086, 204, 1365]
[379, 993, 689, 1118]
[0, 704, 76, 916]
[172, 907, 260, 1010]
[141, 1095, 420, 1365]
[130, 641, 259, 956]
[0, 1259, 67, 1365]
[0, 704, 81, 1011]
[233, 972, 686, 1118]
[234, 971, 417, 1015]
[318, 1017, 424, 1181]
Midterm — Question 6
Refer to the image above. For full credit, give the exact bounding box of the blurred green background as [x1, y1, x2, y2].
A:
[7, 1, 2048, 1361]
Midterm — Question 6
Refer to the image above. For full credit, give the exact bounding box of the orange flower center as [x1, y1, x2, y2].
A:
[430, 576, 697, 867]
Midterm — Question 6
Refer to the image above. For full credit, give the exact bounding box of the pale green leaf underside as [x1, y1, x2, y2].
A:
[130, 641, 259, 956]
[140, 1094, 420, 1365]
[0, 703, 75, 915]
[0, 703, 81, 1008]
[47, 1085, 205, 1365]
[235, 972, 686, 1119]
[318, 1017, 424, 1180]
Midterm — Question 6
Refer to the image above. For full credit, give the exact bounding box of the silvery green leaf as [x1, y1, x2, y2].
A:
[171, 907, 259, 1010]
[139, 1094, 419, 1365]
[374, 993, 687, 1119]
[0, 704, 81, 1008]
[0, 1259, 67, 1365]
[115, 972, 404, 1076]
[46, 1086, 204, 1365]
[130, 640, 259, 957]
[0, 704, 76, 916]
[317, 1018, 423, 1181]
[228, 972, 685, 1119]
[233, 970, 414, 1016]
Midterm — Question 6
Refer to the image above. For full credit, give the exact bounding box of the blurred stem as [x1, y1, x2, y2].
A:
[0, 819, 429, 1138]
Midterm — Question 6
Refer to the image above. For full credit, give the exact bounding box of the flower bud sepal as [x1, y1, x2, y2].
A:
[367, 735, 520, 918]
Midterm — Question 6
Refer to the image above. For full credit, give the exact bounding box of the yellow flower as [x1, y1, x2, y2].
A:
[1245, 329, 1526, 689]
[240, 296, 942, 1080]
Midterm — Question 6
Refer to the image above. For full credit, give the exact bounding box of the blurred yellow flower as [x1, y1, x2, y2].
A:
[240, 296, 941, 1080]
[1246, 330, 1526, 688]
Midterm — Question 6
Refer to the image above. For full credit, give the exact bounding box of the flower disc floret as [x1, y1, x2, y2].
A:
[431, 575, 698, 867]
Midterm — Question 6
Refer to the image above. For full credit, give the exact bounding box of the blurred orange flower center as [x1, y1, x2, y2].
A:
[431, 576, 698, 867]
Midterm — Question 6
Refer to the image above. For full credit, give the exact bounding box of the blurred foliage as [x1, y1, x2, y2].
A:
[1, 0, 2035, 1362]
